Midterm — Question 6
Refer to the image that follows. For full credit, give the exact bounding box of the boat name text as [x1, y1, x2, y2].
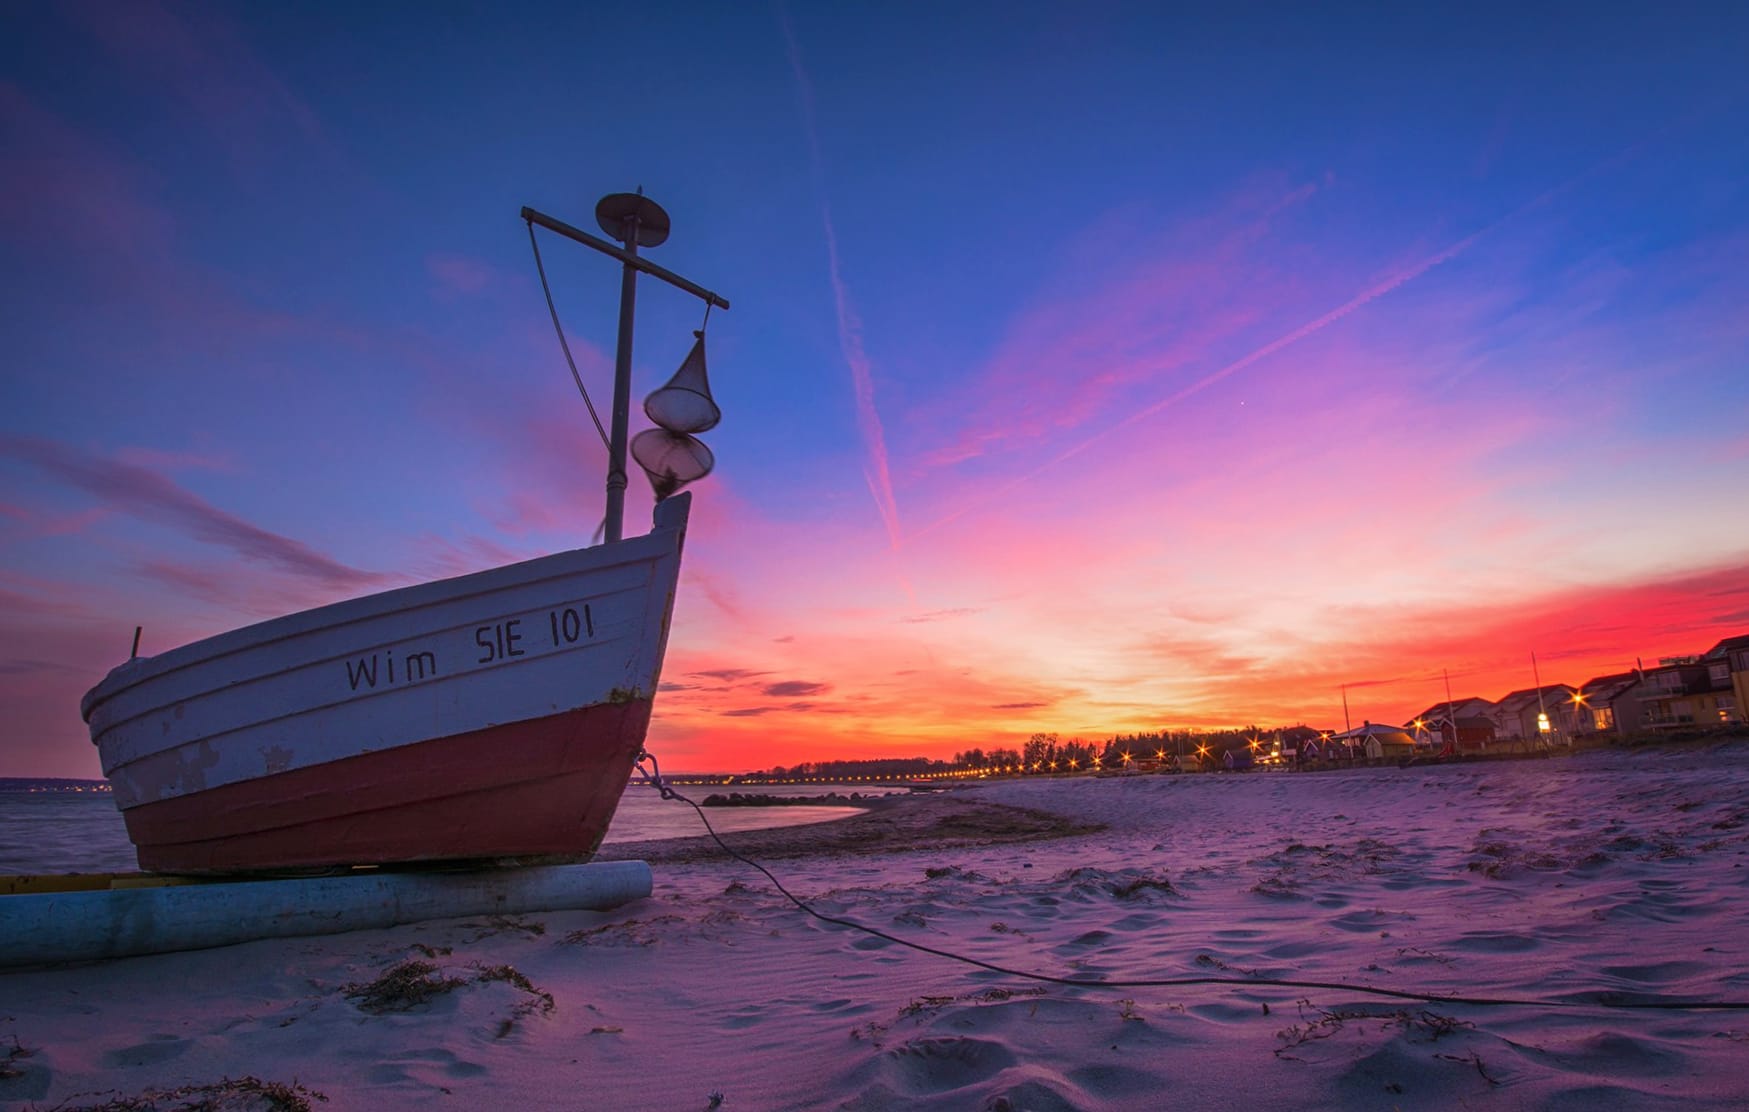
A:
[343, 604, 597, 691]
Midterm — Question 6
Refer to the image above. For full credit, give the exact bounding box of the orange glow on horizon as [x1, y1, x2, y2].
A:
[634, 550, 1749, 771]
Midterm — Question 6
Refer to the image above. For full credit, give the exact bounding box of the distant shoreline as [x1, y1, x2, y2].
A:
[0, 778, 110, 793]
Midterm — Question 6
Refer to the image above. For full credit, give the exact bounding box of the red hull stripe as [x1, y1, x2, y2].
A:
[121, 699, 653, 873]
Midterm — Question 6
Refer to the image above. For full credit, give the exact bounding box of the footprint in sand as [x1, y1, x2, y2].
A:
[1329, 909, 1412, 932]
[368, 1048, 487, 1085]
[983, 1077, 1083, 1112]
[1601, 959, 1708, 984]
[100, 1034, 189, 1069]
[883, 1036, 1016, 1094]
[722, 1005, 767, 1029]
[1065, 1063, 1164, 1099]
[1108, 913, 1158, 933]
[1548, 1031, 1687, 1078]
[1450, 930, 1540, 953]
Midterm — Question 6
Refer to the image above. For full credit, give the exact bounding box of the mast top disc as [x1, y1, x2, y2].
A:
[596, 193, 670, 247]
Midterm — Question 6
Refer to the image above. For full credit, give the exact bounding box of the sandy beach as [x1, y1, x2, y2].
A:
[6, 741, 1749, 1110]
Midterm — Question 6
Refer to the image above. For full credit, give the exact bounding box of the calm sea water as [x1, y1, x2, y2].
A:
[0, 783, 898, 875]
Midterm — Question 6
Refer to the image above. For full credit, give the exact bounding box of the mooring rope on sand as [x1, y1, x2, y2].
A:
[632, 749, 1749, 1013]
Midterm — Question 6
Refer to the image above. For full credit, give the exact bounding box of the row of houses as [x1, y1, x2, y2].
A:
[1399, 633, 1749, 753]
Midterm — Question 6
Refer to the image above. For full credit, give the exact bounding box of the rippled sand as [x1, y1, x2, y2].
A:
[5, 742, 1748, 1109]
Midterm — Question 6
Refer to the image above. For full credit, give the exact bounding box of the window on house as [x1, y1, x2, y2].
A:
[1710, 664, 1729, 684]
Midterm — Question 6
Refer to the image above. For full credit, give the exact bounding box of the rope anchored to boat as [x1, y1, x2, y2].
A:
[634, 748, 683, 803]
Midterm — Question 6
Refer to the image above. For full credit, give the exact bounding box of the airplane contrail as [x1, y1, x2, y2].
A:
[778, 13, 904, 554]
[913, 153, 1630, 540]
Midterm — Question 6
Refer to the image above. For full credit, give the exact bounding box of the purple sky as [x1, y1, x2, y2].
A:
[3, 3, 1748, 776]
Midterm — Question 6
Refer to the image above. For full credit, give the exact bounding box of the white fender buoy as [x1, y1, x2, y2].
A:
[0, 860, 652, 967]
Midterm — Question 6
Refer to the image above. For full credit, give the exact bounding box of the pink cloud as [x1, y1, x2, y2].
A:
[0, 82, 178, 261]
[0, 82, 334, 367]
[0, 502, 112, 538]
[427, 254, 498, 297]
[113, 446, 238, 473]
[909, 176, 1324, 474]
[0, 574, 225, 778]
[61, 1, 332, 175]
[1, 436, 380, 592]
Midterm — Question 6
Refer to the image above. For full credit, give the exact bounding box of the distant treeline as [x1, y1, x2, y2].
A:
[760, 727, 1306, 777]
[756, 757, 954, 779]
[0, 778, 111, 793]
[965, 730, 1281, 770]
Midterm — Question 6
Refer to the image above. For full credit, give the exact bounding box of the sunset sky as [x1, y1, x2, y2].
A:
[3, 3, 1747, 777]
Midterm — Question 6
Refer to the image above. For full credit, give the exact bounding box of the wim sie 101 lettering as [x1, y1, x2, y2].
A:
[343, 605, 597, 691]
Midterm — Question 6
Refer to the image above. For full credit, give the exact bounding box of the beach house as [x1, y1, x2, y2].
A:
[1702, 634, 1749, 726]
[1406, 697, 1497, 752]
[1638, 656, 1741, 731]
[1491, 685, 1579, 744]
[1574, 671, 1648, 736]
[1331, 722, 1417, 762]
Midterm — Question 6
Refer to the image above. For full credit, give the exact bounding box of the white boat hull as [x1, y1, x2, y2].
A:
[81, 495, 689, 873]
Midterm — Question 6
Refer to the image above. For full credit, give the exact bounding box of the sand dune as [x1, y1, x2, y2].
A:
[5, 742, 1749, 1109]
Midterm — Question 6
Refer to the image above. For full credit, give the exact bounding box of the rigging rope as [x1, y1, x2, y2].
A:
[526, 220, 610, 450]
[632, 749, 1749, 1013]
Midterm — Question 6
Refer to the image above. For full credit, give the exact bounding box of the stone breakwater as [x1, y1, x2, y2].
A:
[700, 791, 875, 808]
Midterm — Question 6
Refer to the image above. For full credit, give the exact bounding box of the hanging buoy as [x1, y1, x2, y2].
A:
[632, 428, 714, 501]
[644, 331, 720, 434]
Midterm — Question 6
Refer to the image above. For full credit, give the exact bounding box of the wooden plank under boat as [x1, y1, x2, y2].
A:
[80, 494, 690, 875]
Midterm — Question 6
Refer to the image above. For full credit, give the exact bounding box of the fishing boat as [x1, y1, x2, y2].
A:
[81, 497, 688, 873]
[79, 192, 730, 874]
